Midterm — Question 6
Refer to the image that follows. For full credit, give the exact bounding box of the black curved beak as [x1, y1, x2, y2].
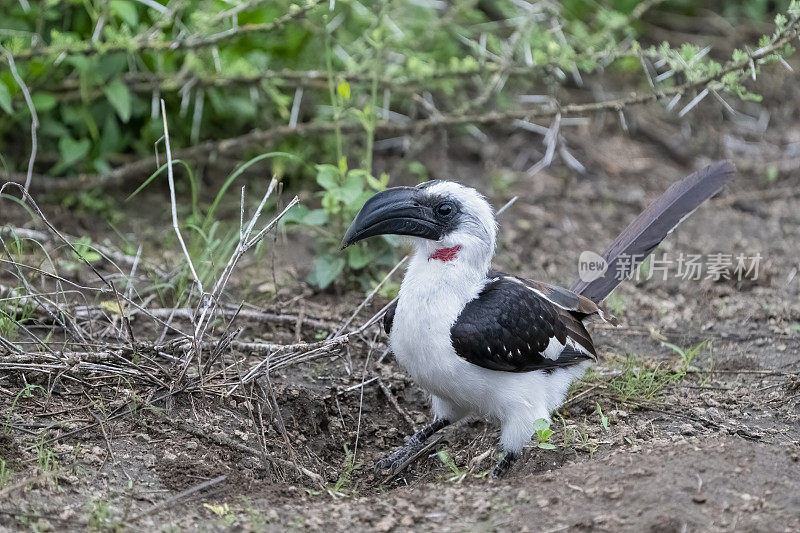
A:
[341, 187, 444, 248]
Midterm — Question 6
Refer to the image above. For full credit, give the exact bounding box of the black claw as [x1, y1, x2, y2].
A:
[374, 419, 451, 476]
[374, 443, 420, 475]
[490, 452, 518, 479]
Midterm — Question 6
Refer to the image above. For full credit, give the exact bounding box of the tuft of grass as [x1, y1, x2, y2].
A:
[661, 339, 709, 377]
[604, 293, 628, 317]
[129, 153, 299, 306]
[607, 356, 675, 406]
[0, 458, 11, 488]
[556, 415, 600, 457]
[34, 431, 57, 473]
[4, 384, 44, 433]
[606, 341, 709, 406]
[327, 444, 357, 498]
[0, 289, 35, 342]
[88, 499, 117, 531]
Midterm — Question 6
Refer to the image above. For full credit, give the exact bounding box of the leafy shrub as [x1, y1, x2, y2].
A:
[4, 0, 787, 176]
[283, 159, 395, 289]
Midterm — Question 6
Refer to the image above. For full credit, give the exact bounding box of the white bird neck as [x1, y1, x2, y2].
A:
[402, 239, 492, 297]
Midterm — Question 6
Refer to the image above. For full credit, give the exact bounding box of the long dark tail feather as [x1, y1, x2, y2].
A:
[571, 160, 736, 303]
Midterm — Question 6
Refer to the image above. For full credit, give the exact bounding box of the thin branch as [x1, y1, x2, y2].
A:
[0, 45, 37, 191]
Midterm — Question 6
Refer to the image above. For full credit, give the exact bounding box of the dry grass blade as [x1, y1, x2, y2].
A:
[160, 98, 203, 297]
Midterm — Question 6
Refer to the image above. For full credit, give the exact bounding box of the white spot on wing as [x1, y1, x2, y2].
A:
[566, 337, 595, 359]
[543, 336, 565, 360]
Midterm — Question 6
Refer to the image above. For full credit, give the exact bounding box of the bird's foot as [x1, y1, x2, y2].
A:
[374, 440, 425, 476]
[490, 451, 519, 479]
[374, 418, 450, 476]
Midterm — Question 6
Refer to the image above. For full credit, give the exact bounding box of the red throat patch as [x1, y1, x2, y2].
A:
[429, 245, 462, 262]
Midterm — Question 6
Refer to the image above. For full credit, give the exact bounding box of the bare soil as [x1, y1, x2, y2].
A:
[1, 68, 799, 532]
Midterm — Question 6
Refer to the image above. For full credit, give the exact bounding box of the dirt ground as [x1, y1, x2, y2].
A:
[1, 66, 800, 531]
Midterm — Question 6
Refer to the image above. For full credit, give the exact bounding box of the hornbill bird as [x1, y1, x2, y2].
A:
[341, 161, 735, 478]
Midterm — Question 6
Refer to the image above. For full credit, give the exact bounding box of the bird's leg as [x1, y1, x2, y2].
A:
[374, 418, 450, 474]
[490, 451, 519, 479]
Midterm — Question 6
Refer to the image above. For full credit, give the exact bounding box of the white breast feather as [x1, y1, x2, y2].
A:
[390, 252, 591, 454]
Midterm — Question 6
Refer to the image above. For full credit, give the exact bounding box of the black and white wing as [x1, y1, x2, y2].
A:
[449, 275, 598, 373]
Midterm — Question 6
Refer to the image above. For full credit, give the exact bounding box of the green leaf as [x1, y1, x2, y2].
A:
[337, 173, 366, 205]
[302, 209, 329, 226]
[307, 256, 346, 289]
[537, 442, 556, 450]
[96, 53, 128, 81]
[104, 77, 132, 123]
[365, 172, 389, 191]
[110, 0, 139, 27]
[660, 341, 685, 357]
[337, 81, 351, 100]
[0, 82, 12, 115]
[58, 137, 91, 167]
[316, 164, 340, 191]
[533, 418, 550, 432]
[72, 237, 101, 262]
[31, 93, 56, 112]
[347, 246, 371, 269]
[281, 204, 309, 225]
[100, 113, 122, 153]
[321, 193, 340, 214]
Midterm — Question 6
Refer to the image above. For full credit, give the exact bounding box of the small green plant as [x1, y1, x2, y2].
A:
[4, 384, 44, 432]
[88, 499, 117, 531]
[284, 160, 396, 290]
[0, 291, 35, 343]
[556, 415, 599, 456]
[580, 420, 600, 458]
[533, 418, 556, 450]
[35, 431, 57, 472]
[60, 188, 121, 223]
[63, 236, 103, 272]
[0, 235, 36, 341]
[238, 496, 269, 528]
[596, 403, 610, 433]
[436, 449, 467, 482]
[327, 444, 357, 498]
[203, 503, 237, 527]
[0, 458, 11, 488]
[661, 339, 709, 377]
[604, 293, 627, 317]
[605, 342, 710, 407]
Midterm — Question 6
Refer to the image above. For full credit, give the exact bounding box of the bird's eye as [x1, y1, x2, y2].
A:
[435, 202, 454, 218]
